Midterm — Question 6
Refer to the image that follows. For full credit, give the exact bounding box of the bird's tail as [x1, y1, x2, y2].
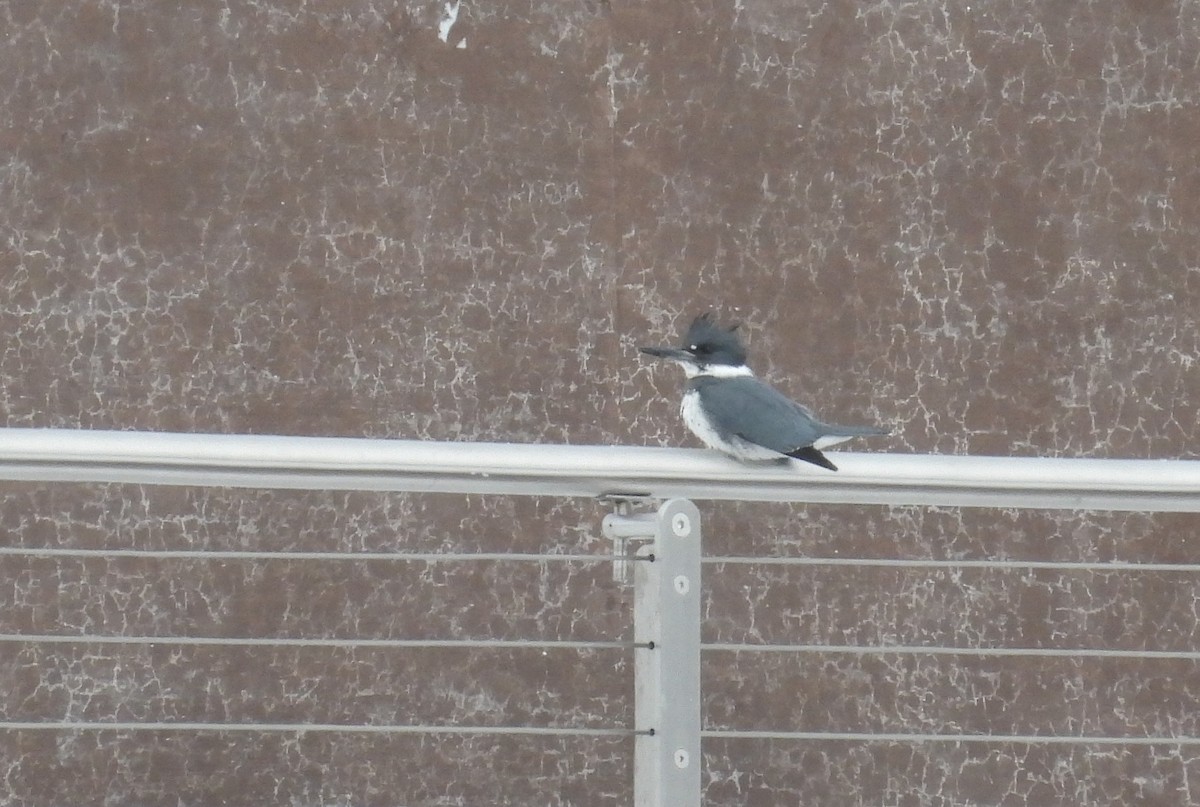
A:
[786, 446, 839, 471]
[809, 423, 889, 454]
[820, 423, 889, 438]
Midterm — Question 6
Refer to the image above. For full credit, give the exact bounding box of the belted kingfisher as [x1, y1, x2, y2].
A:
[640, 313, 887, 471]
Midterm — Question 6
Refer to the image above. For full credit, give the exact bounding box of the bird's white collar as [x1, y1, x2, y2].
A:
[682, 363, 754, 379]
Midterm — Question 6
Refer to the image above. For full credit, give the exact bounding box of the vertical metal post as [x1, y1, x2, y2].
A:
[605, 498, 702, 807]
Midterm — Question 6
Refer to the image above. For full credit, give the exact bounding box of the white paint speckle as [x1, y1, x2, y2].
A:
[437, 1, 461, 44]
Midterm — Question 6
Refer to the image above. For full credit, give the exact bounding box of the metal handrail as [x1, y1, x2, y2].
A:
[2, 428, 1199, 510]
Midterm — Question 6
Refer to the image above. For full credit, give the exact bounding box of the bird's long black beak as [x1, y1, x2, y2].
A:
[639, 346, 691, 361]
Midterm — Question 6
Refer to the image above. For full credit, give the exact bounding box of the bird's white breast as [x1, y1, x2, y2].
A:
[680, 389, 783, 461]
[680, 390, 725, 451]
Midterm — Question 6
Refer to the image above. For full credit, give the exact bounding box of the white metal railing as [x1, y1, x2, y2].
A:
[2, 428, 1199, 510]
[3, 429, 1200, 805]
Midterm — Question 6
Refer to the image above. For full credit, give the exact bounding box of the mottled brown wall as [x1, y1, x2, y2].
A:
[2, 1, 1199, 805]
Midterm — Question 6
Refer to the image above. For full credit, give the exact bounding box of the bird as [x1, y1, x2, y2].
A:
[639, 313, 888, 471]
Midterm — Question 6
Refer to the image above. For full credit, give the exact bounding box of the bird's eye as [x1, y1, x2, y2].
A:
[689, 344, 698, 352]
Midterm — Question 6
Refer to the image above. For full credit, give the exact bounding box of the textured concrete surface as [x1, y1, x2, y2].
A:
[2, 1, 1199, 805]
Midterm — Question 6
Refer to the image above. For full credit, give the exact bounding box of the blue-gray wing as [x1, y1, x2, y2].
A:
[690, 376, 822, 453]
